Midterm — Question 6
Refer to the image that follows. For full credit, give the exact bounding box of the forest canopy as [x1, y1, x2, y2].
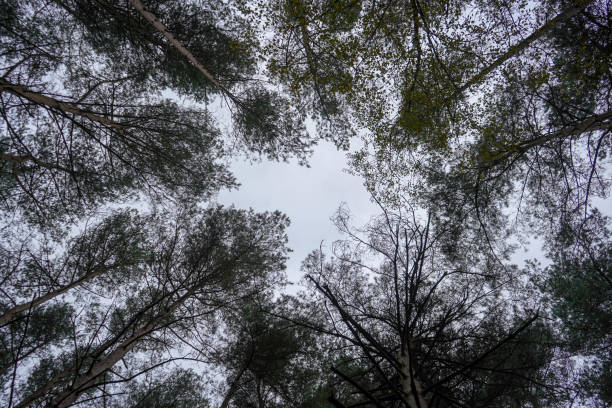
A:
[0, 0, 610, 407]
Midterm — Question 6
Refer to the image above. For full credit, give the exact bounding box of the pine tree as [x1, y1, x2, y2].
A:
[1, 206, 290, 407]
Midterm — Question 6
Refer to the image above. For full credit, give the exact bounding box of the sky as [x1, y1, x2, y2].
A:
[216, 140, 379, 289]
[215, 130, 612, 292]
[215, 137, 544, 292]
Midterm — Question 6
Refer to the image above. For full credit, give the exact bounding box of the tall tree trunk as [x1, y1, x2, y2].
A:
[0, 265, 114, 326]
[219, 361, 249, 408]
[399, 348, 428, 408]
[51, 290, 195, 408]
[515, 109, 612, 151]
[453, 1, 592, 98]
[0, 78, 123, 129]
[484, 109, 612, 167]
[51, 323, 155, 408]
[127, 0, 237, 103]
[14, 290, 193, 408]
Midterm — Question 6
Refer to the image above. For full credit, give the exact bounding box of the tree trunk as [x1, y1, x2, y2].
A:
[0, 78, 123, 130]
[516, 109, 612, 151]
[127, 0, 236, 103]
[0, 266, 113, 327]
[51, 324, 155, 408]
[399, 348, 428, 408]
[453, 1, 592, 98]
[484, 109, 612, 167]
[50, 289, 195, 408]
[219, 362, 249, 408]
[14, 289, 193, 408]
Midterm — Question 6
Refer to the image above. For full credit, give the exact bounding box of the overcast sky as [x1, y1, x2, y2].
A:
[216, 133, 612, 292]
[216, 140, 379, 289]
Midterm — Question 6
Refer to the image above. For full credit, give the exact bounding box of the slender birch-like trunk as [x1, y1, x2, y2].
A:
[127, 0, 237, 103]
[399, 347, 428, 408]
[50, 289, 194, 408]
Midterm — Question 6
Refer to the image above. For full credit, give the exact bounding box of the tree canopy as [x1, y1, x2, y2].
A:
[1, 0, 610, 407]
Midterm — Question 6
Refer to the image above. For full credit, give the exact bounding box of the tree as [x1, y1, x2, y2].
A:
[123, 0, 316, 163]
[216, 296, 330, 408]
[0, 0, 316, 229]
[0, 209, 148, 326]
[348, 0, 610, 232]
[1, 206, 290, 408]
[533, 210, 612, 405]
[301, 203, 573, 407]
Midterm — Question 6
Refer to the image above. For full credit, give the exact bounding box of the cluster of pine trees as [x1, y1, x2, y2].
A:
[1, 0, 610, 407]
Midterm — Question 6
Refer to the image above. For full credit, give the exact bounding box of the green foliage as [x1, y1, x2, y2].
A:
[218, 296, 331, 408]
[344, 0, 611, 246]
[533, 212, 612, 404]
[320, 0, 362, 32]
[547, 0, 611, 120]
[117, 369, 209, 408]
[232, 87, 313, 164]
[545, 258, 610, 351]
[62, 0, 256, 99]
[0, 303, 73, 385]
